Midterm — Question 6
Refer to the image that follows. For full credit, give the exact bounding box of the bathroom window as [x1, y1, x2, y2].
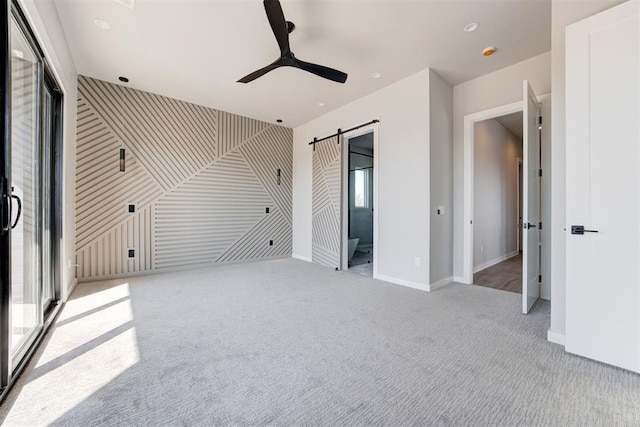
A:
[354, 169, 370, 208]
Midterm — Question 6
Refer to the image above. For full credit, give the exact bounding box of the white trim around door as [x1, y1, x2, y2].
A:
[341, 121, 379, 278]
[462, 101, 523, 284]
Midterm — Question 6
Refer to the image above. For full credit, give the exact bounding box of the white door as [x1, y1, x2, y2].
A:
[565, 1, 640, 372]
[522, 80, 540, 314]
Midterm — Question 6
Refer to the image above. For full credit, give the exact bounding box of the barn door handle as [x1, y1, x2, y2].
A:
[571, 225, 598, 235]
[10, 194, 21, 229]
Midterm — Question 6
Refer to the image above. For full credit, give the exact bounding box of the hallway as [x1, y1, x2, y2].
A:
[473, 253, 522, 294]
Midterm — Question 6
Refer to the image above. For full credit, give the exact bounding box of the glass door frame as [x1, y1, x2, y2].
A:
[0, 0, 12, 393]
[0, 0, 63, 400]
[41, 68, 62, 318]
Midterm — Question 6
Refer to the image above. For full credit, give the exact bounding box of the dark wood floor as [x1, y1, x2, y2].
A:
[473, 253, 522, 294]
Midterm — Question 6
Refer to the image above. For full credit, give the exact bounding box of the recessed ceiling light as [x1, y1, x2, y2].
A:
[371, 72, 381, 79]
[317, 102, 325, 107]
[119, 76, 129, 83]
[464, 22, 479, 33]
[94, 19, 111, 30]
[482, 46, 496, 57]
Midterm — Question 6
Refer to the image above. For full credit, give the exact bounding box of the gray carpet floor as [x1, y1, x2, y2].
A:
[1, 258, 639, 425]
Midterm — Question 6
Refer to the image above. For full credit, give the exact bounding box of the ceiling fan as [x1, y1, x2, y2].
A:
[237, 0, 348, 84]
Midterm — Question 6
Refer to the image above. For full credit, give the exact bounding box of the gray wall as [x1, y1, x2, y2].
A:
[429, 70, 454, 284]
[473, 119, 522, 271]
[294, 70, 431, 288]
[452, 52, 551, 296]
[75, 76, 293, 281]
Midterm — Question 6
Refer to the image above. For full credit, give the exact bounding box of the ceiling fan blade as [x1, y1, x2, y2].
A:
[237, 61, 283, 83]
[264, 0, 290, 55]
[294, 58, 348, 84]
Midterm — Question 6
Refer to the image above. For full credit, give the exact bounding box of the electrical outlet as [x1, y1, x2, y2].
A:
[128, 249, 135, 258]
[265, 207, 270, 214]
[437, 205, 445, 215]
[269, 240, 274, 246]
[414, 257, 420, 267]
[128, 204, 135, 213]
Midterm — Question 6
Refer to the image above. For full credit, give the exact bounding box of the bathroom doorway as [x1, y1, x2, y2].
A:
[343, 131, 375, 277]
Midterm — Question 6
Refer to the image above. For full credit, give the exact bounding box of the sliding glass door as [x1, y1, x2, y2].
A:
[9, 12, 42, 364]
[0, 0, 62, 398]
[41, 85, 55, 314]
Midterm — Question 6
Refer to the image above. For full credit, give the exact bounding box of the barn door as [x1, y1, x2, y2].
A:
[312, 137, 342, 269]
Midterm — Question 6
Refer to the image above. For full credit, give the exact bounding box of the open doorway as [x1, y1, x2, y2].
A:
[345, 132, 374, 277]
[461, 81, 542, 314]
[471, 112, 523, 293]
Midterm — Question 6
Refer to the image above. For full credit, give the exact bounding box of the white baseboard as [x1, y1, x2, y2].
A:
[452, 276, 466, 284]
[541, 286, 551, 301]
[547, 329, 565, 346]
[474, 250, 519, 274]
[429, 276, 453, 291]
[64, 278, 78, 302]
[78, 256, 291, 283]
[374, 273, 429, 292]
[292, 254, 312, 263]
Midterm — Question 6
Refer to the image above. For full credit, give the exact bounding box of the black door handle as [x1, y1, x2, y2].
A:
[571, 225, 598, 235]
[10, 193, 21, 229]
[524, 223, 537, 229]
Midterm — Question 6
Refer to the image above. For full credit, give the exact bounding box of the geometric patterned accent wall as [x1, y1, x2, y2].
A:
[76, 76, 293, 281]
[311, 137, 342, 269]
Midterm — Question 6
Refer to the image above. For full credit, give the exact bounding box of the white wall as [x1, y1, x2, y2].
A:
[293, 70, 430, 288]
[19, 0, 77, 301]
[549, 0, 627, 342]
[452, 52, 551, 291]
[473, 119, 521, 271]
[429, 69, 453, 285]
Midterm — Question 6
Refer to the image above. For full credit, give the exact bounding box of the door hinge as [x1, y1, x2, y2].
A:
[538, 275, 542, 283]
[538, 116, 542, 126]
[538, 222, 542, 230]
[538, 169, 543, 177]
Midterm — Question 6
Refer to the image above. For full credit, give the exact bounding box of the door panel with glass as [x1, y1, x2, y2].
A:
[0, 4, 62, 397]
[9, 14, 41, 365]
[41, 86, 54, 313]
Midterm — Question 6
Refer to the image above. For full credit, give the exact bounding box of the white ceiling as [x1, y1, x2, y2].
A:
[495, 111, 524, 140]
[53, 0, 551, 127]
